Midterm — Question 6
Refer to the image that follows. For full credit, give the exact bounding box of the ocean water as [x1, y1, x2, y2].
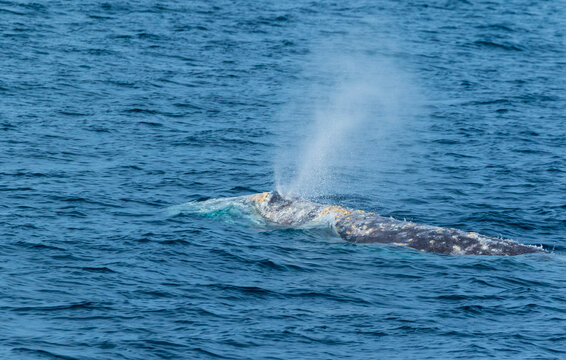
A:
[1, 0, 565, 359]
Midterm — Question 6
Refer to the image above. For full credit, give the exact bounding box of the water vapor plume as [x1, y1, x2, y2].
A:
[274, 49, 423, 201]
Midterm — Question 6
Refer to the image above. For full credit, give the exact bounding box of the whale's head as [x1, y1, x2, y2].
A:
[248, 191, 326, 226]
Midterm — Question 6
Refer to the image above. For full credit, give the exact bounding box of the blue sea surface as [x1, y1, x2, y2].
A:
[1, 0, 565, 359]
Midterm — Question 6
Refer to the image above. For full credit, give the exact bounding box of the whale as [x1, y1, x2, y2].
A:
[247, 191, 544, 256]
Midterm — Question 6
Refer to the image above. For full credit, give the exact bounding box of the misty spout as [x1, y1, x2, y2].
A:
[273, 53, 422, 199]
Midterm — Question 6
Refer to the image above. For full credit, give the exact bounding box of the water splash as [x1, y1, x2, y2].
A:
[274, 51, 422, 200]
[166, 196, 263, 225]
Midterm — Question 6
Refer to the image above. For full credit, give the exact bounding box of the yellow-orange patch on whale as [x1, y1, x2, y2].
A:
[319, 205, 352, 217]
[250, 192, 269, 203]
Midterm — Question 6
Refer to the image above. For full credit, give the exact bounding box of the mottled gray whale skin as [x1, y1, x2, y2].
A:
[248, 191, 544, 256]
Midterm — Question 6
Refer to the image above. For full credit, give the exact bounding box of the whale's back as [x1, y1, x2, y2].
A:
[249, 191, 544, 256]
